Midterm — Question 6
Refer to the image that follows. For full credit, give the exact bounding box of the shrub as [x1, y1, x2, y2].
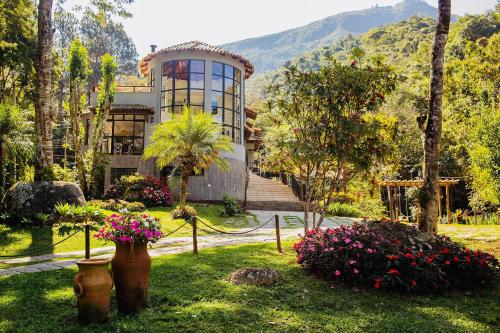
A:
[53, 203, 104, 225]
[171, 205, 197, 221]
[294, 222, 498, 294]
[104, 176, 173, 207]
[88, 199, 146, 212]
[219, 194, 243, 217]
[125, 201, 146, 212]
[328, 202, 362, 217]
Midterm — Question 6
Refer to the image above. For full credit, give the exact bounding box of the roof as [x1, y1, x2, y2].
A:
[139, 41, 255, 79]
[90, 104, 154, 114]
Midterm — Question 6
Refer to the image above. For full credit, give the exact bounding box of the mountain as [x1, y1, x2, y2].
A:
[221, 0, 452, 74]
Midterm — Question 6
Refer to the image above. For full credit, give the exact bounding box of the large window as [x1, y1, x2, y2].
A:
[103, 114, 145, 155]
[161, 60, 205, 117]
[211, 62, 241, 143]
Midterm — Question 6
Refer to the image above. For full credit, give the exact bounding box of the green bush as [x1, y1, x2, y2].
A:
[53, 203, 104, 225]
[125, 201, 146, 212]
[219, 194, 243, 217]
[327, 202, 363, 217]
[171, 205, 197, 221]
[87, 199, 146, 212]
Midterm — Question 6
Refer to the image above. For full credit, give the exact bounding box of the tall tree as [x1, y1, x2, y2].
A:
[418, 0, 451, 233]
[68, 37, 91, 192]
[144, 107, 232, 210]
[89, 53, 117, 197]
[34, 0, 54, 179]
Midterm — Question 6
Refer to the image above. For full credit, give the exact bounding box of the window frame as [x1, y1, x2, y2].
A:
[104, 114, 146, 155]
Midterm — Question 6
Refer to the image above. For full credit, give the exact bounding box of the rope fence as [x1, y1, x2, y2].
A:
[0, 214, 283, 262]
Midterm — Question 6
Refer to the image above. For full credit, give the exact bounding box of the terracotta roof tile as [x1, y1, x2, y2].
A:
[139, 41, 254, 79]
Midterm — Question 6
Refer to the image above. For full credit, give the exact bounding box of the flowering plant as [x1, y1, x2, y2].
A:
[294, 222, 498, 294]
[104, 176, 173, 207]
[94, 211, 163, 243]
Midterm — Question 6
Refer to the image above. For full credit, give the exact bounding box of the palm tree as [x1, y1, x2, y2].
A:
[144, 107, 233, 209]
[34, 0, 54, 179]
[419, 0, 451, 234]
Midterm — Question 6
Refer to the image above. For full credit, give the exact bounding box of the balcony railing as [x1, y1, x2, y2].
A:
[92, 85, 154, 93]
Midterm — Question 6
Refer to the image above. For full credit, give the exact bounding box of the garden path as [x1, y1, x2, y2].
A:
[0, 211, 358, 277]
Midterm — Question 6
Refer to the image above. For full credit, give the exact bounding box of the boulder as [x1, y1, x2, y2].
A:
[228, 268, 281, 286]
[3, 181, 86, 217]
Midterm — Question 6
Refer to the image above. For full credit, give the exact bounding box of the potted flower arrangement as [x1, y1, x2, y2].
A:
[95, 211, 162, 314]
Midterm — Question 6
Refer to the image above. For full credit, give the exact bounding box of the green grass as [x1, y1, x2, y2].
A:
[0, 203, 257, 259]
[0, 240, 498, 333]
[437, 224, 500, 256]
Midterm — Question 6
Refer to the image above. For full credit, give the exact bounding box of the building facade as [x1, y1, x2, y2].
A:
[85, 41, 256, 201]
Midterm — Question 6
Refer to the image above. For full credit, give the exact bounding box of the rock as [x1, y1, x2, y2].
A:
[3, 181, 86, 217]
[228, 268, 281, 286]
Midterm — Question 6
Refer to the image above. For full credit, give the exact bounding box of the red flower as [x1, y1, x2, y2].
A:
[374, 277, 381, 289]
[388, 255, 399, 261]
[411, 280, 417, 287]
[453, 256, 459, 262]
[411, 261, 417, 267]
[445, 260, 451, 265]
[441, 248, 449, 254]
[465, 256, 471, 263]
[388, 269, 400, 276]
[404, 253, 414, 259]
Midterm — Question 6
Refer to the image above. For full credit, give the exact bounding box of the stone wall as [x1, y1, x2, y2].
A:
[170, 157, 246, 202]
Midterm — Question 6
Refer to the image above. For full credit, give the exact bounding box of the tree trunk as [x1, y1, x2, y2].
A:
[34, 0, 54, 180]
[179, 169, 190, 210]
[70, 79, 87, 193]
[419, 0, 451, 234]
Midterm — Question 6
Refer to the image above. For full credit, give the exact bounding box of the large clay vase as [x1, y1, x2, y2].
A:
[112, 241, 151, 314]
[74, 258, 113, 324]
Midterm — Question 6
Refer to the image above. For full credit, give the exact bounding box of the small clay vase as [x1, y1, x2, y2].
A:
[112, 241, 151, 314]
[74, 258, 113, 324]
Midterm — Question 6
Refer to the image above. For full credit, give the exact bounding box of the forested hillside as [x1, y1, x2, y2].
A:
[252, 9, 499, 212]
[222, 0, 453, 73]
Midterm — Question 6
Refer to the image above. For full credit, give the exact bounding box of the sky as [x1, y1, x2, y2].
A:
[64, 0, 498, 57]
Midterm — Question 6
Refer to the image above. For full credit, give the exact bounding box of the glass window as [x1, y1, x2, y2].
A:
[104, 114, 145, 155]
[161, 60, 205, 113]
[211, 62, 242, 143]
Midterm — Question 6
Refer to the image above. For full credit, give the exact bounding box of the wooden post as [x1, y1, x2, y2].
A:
[446, 185, 451, 224]
[192, 218, 198, 254]
[84, 224, 90, 259]
[388, 186, 394, 222]
[437, 186, 442, 224]
[395, 186, 400, 223]
[275, 215, 282, 253]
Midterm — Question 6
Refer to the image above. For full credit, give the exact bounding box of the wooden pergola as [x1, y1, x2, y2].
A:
[379, 179, 460, 224]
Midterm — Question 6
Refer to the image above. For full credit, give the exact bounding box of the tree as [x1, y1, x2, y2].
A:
[262, 51, 399, 231]
[68, 37, 91, 192]
[34, 0, 54, 180]
[0, 0, 37, 106]
[89, 53, 117, 197]
[0, 102, 33, 195]
[143, 107, 233, 210]
[418, 0, 451, 234]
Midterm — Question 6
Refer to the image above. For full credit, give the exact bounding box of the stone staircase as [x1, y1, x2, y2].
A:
[245, 172, 304, 211]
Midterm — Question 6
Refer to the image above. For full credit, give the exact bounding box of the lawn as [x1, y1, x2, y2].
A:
[437, 224, 500, 256]
[0, 240, 498, 333]
[0, 203, 257, 258]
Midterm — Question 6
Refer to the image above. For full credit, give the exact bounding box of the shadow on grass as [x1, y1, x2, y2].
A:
[0, 225, 53, 258]
[0, 242, 498, 332]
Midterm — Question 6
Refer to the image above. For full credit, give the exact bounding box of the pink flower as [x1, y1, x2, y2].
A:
[353, 268, 359, 274]
[343, 238, 352, 244]
[335, 270, 341, 276]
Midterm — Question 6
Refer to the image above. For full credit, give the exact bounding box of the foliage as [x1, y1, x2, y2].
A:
[327, 202, 362, 218]
[294, 222, 499, 294]
[51, 164, 77, 182]
[94, 212, 162, 243]
[87, 199, 146, 212]
[261, 52, 399, 229]
[144, 107, 232, 209]
[219, 194, 243, 217]
[89, 53, 117, 197]
[170, 205, 197, 221]
[104, 175, 173, 207]
[0, 102, 33, 196]
[53, 202, 104, 225]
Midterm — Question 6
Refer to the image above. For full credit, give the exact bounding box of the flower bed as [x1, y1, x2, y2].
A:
[294, 222, 498, 294]
[104, 176, 173, 207]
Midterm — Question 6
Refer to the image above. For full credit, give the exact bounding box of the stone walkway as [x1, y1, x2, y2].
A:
[0, 211, 357, 277]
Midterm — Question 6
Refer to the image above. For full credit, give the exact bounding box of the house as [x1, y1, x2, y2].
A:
[85, 41, 258, 201]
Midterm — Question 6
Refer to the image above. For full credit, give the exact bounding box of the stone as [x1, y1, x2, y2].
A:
[228, 267, 281, 286]
[3, 181, 86, 217]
